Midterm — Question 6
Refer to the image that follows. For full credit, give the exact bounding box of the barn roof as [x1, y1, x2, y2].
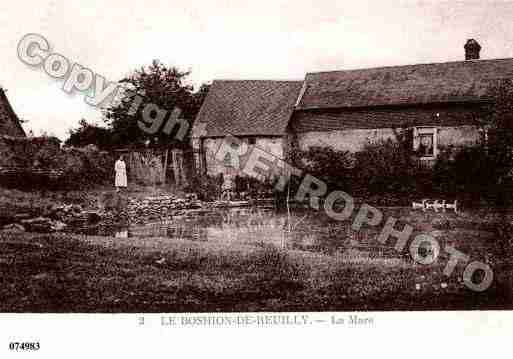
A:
[193, 80, 303, 138]
[297, 58, 513, 110]
[0, 88, 25, 137]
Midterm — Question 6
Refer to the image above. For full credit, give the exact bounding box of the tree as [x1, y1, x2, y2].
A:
[481, 79, 513, 198]
[103, 60, 209, 147]
[482, 79, 513, 303]
[65, 119, 113, 149]
[485, 79, 513, 146]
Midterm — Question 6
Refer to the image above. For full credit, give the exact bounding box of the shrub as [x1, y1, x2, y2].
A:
[433, 144, 513, 205]
[234, 175, 275, 199]
[51, 146, 116, 189]
[288, 134, 429, 203]
[354, 138, 428, 197]
[184, 174, 222, 201]
[0, 137, 116, 190]
[287, 129, 513, 206]
[294, 146, 354, 190]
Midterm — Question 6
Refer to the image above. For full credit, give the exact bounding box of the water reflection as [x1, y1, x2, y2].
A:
[102, 207, 384, 255]
[73, 206, 510, 261]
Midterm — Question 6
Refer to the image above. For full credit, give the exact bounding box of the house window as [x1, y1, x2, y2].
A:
[414, 127, 438, 159]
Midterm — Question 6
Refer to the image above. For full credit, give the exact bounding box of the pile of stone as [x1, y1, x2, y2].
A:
[2, 216, 67, 233]
[127, 194, 206, 223]
[0, 203, 107, 234]
[1, 193, 215, 234]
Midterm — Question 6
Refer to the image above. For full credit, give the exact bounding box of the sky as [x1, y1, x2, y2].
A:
[3, 0, 513, 140]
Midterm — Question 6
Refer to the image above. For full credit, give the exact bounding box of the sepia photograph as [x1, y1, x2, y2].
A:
[1, 0, 513, 356]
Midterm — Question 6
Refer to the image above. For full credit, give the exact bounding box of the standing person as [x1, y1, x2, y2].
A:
[115, 155, 128, 192]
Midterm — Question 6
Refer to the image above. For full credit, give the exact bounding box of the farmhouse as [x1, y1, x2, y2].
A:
[192, 80, 303, 175]
[193, 39, 513, 176]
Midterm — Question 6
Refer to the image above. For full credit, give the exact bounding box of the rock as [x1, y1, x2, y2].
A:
[431, 217, 451, 230]
[19, 216, 70, 233]
[51, 204, 64, 212]
[13, 213, 31, 221]
[2, 223, 25, 233]
[21, 216, 48, 224]
[51, 220, 67, 231]
[62, 204, 74, 213]
[33, 272, 51, 280]
[429, 230, 444, 238]
[186, 193, 198, 201]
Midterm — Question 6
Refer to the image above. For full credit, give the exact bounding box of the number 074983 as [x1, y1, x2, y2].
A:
[8, 342, 40, 351]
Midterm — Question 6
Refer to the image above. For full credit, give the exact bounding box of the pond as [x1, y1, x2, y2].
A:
[72, 205, 502, 257]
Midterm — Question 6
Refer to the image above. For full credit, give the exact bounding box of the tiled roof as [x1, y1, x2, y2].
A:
[193, 80, 303, 138]
[297, 58, 513, 110]
[0, 88, 25, 137]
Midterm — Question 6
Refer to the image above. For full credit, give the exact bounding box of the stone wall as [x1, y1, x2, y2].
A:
[438, 125, 481, 147]
[0, 137, 115, 188]
[296, 128, 397, 152]
[296, 125, 481, 153]
[0, 135, 60, 168]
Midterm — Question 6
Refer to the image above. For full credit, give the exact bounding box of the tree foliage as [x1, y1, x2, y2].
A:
[482, 79, 513, 184]
[104, 60, 209, 147]
[66, 60, 210, 148]
[65, 119, 113, 149]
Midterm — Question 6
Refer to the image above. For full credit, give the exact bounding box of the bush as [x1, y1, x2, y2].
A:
[184, 174, 222, 201]
[289, 134, 429, 203]
[433, 144, 513, 206]
[294, 146, 354, 190]
[48, 146, 116, 189]
[0, 136, 116, 190]
[234, 175, 275, 199]
[355, 138, 429, 197]
[287, 129, 513, 206]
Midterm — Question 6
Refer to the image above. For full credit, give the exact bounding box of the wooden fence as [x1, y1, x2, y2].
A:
[116, 146, 201, 187]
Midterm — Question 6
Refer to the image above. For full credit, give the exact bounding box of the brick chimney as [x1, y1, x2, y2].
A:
[464, 39, 481, 60]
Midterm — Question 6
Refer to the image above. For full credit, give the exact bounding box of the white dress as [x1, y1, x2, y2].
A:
[115, 160, 127, 187]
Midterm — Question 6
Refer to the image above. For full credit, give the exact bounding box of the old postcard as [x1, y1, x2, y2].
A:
[1, 0, 513, 357]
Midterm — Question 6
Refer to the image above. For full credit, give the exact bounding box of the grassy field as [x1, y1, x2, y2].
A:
[0, 228, 511, 312]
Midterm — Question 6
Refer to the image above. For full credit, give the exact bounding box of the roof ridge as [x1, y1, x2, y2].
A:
[306, 57, 513, 76]
[212, 79, 303, 83]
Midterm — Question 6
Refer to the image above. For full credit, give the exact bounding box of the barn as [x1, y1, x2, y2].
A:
[192, 80, 303, 175]
[290, 39, 510, 159]
[193, 39, 513, 176]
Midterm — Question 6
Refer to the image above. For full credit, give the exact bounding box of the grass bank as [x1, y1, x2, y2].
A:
[0, 231, 510, 312]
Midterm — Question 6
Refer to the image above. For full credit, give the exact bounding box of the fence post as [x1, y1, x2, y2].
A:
[162, 148, 169, 185]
